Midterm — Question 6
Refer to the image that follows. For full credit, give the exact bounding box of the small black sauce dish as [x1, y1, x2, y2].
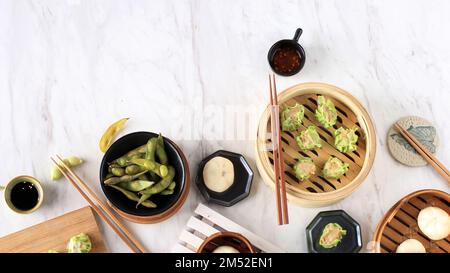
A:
[99, 131, 187, 217]
[268, 28, 306, 76]
[196, 150, 253, 207]
[306, 210, 363, 253]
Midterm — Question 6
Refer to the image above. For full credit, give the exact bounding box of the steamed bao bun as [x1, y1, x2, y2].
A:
[396, 239, 426, 253]
[418, 206, 450, 241]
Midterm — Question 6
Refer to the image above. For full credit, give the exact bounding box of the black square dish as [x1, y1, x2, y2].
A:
[196, 150, 253, 207]
[99, 131, 187, 217]
[306, 210, 362, 253]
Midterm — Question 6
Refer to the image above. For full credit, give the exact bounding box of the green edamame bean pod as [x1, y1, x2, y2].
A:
[108, 185, 156, 208]
[125, 165, 142, 175]
[137, 193, 152, 208]
[130, 158, 168, 178]
[111, 167, 125, 177]
[103, 170, 148, 185]
[50, 156, 84, 181]
[145, 138, 158, 162]
[118, 180, 154, 192]
[156, 134, 168, 165]
[168, 181, 176, 191]
[160, 189, 174, 195]
[139, 166, 175, 195]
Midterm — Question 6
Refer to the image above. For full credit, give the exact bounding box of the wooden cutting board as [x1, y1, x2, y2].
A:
[0, 206, 107, 253]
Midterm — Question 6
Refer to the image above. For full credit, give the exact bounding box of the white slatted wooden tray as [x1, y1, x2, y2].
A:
[173, 203, 284, 253]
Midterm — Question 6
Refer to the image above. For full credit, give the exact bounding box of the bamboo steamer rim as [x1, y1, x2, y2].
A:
[197, 231, 255, 253]
[108, 144, 191, 224]
[372, 189, 450, 253]
[256, 82, 377, 200]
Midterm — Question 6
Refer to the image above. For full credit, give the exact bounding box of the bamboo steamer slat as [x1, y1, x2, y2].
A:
[372, 189, 450, 253]
[255, 82, 376, 206]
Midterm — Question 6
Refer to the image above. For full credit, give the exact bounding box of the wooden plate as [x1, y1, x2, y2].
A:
[255, 82, 376, 206]
[373, 189, 450, 253]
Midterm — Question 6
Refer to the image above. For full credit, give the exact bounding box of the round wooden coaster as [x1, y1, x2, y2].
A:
[387, 116, 439, 167]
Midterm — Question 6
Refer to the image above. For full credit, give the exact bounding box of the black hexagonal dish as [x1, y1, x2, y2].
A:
[306, 210, 362, 253]
[196, 150, 253, 207]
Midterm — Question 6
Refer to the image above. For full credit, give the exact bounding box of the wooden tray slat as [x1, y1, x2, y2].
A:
[174, 204, 283, 253]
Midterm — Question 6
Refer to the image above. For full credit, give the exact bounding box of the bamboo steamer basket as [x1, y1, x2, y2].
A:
[372, 189, 450, 253]
[255, 82, 376, 207]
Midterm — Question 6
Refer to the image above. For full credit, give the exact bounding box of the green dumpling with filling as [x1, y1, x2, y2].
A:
[295, 126, 322, 151]
[67, 233, 92, 253]
[280, 103, 305, 132]
[293, 157, 317, 181]
[322, 156, 349, 180]
[315, 95, 337, 129]
[334, 127, 358, 153]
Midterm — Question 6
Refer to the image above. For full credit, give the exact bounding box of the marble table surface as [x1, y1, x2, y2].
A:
[1, 0, 449, 253]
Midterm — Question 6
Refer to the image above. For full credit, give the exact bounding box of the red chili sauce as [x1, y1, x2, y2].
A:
[272, 47, 302, 75]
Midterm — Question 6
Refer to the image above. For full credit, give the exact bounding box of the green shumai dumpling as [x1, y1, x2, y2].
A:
[322, 156, 349, 180]
[334, 127, 358, 153]
[281, 103, 305, 132]
[295, 126, 322, 151]
[67, 233, 92, 253]
[315, 95, 337, 129]
[293, 157, 316, 181]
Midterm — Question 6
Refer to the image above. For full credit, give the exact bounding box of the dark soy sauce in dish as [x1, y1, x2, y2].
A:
[10, 181, 39, 211]
[272, 47, 302, 75]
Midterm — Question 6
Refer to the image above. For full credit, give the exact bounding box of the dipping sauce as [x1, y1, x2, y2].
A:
[272, 47, 302, 75]
[10, 181, 39, 211]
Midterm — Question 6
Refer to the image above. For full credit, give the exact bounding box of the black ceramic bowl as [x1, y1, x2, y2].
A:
[99, 131, 187, 217]
[268, 28, 306, 76]
[306, 210, 363, 253]
[196, 150, 253, 207]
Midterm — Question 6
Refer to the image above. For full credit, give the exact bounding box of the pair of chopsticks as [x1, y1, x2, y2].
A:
[269, 74, 289, 225]
[50, 155, 147, 253]
[394, 123, 450, 185]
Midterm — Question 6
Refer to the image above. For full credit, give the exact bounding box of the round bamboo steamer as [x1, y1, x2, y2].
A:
[255, 82, 376, 207]
[372, 189, 450, 253]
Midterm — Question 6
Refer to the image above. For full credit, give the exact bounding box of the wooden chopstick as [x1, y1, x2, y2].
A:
[50, 156, 147, 253]
[269, 75, 282, 225]
[269, 74, 289, 225]
[394, 123, 450, 184]
[54, 155, 147, 253]
[272, 75, 289, 224]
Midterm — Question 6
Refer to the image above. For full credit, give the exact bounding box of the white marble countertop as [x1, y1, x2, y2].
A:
[1, 0, 449, 253]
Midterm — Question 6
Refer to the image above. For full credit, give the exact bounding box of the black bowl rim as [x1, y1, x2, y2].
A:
[195, 150, 253, 207]
[305, 209, 363, 253]
[99, 131, 187, 217]
[267, 39, 306, 76]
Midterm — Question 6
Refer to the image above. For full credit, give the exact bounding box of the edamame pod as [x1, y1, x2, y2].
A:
[168, 181, 176, 191]
[51, 156, 84, 181]
[156, 134, 168, 165]
[103, 170, 148, 185]
[137, 193, 152, 208]
[146, 138, 158, 161]
[99, 118, 129, 153]
[125, 165, 142, 175]
[139, 166, 175, 195]
[118, 180, 154, 192]
[111, 167, 125, 177]
[108, 185, 156, 208]
[131, 158, 169, 178]
[160, 189, 174, 195]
